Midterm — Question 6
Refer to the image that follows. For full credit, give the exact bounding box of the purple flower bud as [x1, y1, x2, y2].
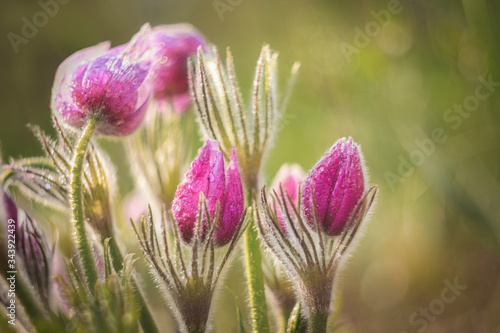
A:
[51, 24, 152, 136]
[301, 137, 365, 236]
[17, 214, 52, 306]
[270, 164, 305, 232]
[123, 190, 148, 223]
[172, 140, 244, 246]
[215, 148, 245, 246]
[149, 24, 206, 112]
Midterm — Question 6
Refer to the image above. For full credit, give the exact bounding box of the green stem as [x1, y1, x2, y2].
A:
[107, 237, 159, 333]
[70, 116, 99, 288]
[243, 192, 269, 333]
[187, 328, 205, 333]
[308, 312, 328, 333]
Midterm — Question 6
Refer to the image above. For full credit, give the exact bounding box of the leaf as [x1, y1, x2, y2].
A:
[286, 302, 307, 333]
[225, 286, 246, 333]
[1, 157, 69, 213]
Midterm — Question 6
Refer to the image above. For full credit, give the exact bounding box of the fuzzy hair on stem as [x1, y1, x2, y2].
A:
[257, 184, 377, 332]
[131, 199, 249, 333]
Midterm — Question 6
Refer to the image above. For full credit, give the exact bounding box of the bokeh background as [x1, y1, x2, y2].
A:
[1, 0, 500, 332]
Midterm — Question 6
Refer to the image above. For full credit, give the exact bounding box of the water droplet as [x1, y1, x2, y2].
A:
[160, 56, 168, 64]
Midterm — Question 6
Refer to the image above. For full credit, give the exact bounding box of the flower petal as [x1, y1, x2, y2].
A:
[215, 147, 244, 246]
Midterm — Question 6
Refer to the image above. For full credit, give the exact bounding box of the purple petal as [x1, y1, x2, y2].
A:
[206, 151, 226, 218]
[171, 92, 192, 113]
[325, 139, 365, 234]
[215, 147, 244, 246]
[150, 24, 206, 102]
[51, 24, 152, 136]
[172, 140, 218, 243]
[271, 164, 305, 232]
[51, 42, 110, 126]
[301, 138, 365, 236]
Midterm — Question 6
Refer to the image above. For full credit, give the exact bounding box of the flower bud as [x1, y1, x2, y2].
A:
[149, 24, 206, 112]
[172, 140, 244, 246]
[51, 24, 152, 136]
[270, 164, 305, 232]
[301, 137, 365, 236]
[17, 214, 52, 307]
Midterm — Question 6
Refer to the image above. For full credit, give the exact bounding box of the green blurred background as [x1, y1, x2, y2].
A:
[1, 0, 500, 332]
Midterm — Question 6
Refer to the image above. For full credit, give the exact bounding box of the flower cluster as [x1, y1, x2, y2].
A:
[51, 23, 206, 137]
[0, 21, 377, 333]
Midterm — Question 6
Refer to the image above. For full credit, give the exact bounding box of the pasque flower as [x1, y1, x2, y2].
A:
[132, 141, 247, 332]
[51, 24, 152, 136]
[172, 140, 244, 246]
[258, 137, 376, 333]
[271, 164, 305, 232]
[150, 24, 206, 112]
[17, 213, 53, 308]
[301, 137, 365, 236]
[189, 46, 300, 331]
[1, 194, 53, 308]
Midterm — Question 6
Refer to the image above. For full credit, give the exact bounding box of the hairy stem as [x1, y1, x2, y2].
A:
[70, 116, 99, 287]
[308, 312, 328, 333]
[243, 191, 269, 333]
[107, 237, 159, 333]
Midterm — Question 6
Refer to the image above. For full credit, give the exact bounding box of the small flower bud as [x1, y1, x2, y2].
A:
[17, 214, 52, 307]
[51, 24, 152, 136]
[270, 164, 305, 232]
[172, 140, 244, 246]
[150, 24, 206, 112]
[301, 137, 365, 236]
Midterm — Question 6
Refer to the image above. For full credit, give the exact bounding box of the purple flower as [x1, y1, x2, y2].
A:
[149, 24, 206, 112]
[172, 140, 244, 246]
[301, 137, 365, 236]
[51, 24, 152, 136]
[270, 164, 305, 232]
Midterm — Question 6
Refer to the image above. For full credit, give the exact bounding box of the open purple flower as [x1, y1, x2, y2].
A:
[171, 140, 244, 246]
[149, 24, 206, 112]
[301, 137, 365, 236]
[51, 24, 152, 136]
